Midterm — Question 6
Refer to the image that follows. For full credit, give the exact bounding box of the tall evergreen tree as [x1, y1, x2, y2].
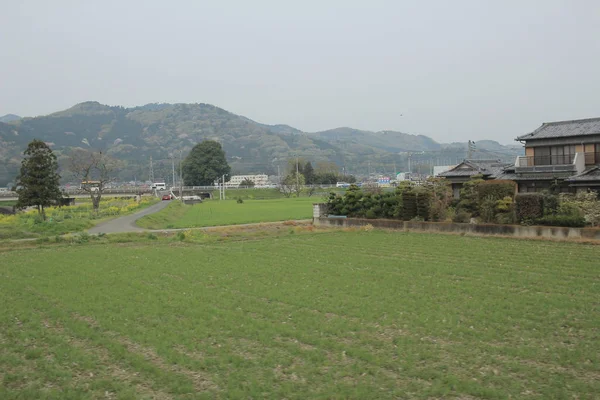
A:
[303, 161, 315, 184]
[182, 141, 231, 186]
[14, 140, 62, 219]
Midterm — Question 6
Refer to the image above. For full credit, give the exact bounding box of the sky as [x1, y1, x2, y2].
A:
[1, 0, 600, 144]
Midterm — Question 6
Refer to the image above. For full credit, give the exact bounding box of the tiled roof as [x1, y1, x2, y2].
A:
[438, 159, 512, 179]
[517, 117, 600, 141]
[566, 167, 600, 182]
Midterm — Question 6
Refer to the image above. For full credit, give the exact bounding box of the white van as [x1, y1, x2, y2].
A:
[151, 182, 167, 190]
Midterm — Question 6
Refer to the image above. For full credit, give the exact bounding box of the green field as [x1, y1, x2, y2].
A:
[1, 230, 598, 399]
[137, 197, 317, 229]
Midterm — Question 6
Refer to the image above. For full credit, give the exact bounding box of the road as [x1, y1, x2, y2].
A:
[88, 200, 171, 234]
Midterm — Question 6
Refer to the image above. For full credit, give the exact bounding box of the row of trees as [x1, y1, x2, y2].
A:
[14, 139, 354, 218]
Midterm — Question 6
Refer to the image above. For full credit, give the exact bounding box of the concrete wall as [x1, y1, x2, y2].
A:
[314, 217, 600, 241]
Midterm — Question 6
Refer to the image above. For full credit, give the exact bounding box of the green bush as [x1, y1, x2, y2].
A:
[402, 191, 417, 221]
[453, 210, 471, 223]
[176, 231, 186, 241]
[534, 215, 586, 227]
[542, 193, 559, 216]
[479, 196, 497, 223]
[236, 197, 244, 204]
[516, 193, 544, 222]
[416, 192, 431, 221]
[477, 180, 516, 201]
[147, 233, 158, 240]
[365, 209, 377, 219]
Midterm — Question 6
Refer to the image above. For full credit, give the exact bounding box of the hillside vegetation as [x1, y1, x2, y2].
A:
[0, 102, 522, 186]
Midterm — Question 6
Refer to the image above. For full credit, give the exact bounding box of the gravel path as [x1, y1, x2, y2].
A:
[87, 200, 170, 234]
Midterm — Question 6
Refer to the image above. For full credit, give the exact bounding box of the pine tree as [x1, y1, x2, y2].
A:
[14, 140, 63, 220]
[303, 161, 315, 185]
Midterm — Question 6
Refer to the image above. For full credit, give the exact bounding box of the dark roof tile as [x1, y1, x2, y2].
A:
[517, 117, 600, 141]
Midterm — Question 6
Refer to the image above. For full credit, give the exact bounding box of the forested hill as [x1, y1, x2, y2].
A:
[0, 102, 522, 185]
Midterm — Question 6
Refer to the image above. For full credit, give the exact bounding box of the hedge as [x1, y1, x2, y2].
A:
[477, 180, 516, 201]
[515, 193, 544, 221]
[534, 215, 586, 228]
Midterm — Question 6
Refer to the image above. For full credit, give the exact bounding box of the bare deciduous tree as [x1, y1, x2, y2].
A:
[68, 149, 118, 212]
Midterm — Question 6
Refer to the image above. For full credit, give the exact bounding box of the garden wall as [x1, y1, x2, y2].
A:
[313, 216, 600, 242]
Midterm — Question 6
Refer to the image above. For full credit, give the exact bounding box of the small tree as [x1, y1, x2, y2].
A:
[68, 149, 117, 212]
[280, 172, 305, 197]
[239, 178, 255, 188]
[14, 140, 63, 220]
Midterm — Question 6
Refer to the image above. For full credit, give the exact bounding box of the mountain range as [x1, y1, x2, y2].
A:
[0, 102, 523, 186]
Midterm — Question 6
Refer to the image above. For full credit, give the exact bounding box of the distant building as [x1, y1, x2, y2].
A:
[226, 174, 269, 187]
[433, 165, 455, 177]
[438, 159, 512, 198]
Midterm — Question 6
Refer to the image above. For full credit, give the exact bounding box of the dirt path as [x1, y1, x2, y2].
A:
[88, 200, 170, 234]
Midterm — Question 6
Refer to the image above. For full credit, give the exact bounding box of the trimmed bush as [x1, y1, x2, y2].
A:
[534, 215, 586, 227]
[542, 193, 559, 216]
[477, 180, 516, 201]
[516, 193, 544, 222]
[416, 192, 431, 221]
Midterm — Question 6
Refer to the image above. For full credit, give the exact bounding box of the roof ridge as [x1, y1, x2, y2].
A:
[541, 116, 600, 126]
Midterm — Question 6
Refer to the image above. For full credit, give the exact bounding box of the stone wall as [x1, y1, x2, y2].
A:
[314, 217, 600, 242]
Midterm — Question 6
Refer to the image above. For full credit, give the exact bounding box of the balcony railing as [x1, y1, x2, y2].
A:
[516, 154, 576, 167]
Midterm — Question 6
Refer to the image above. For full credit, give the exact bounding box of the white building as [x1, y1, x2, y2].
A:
[226, 174, 269, 187]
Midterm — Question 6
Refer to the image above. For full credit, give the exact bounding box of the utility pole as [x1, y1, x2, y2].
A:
[149, 156, 155, 184]
[222, 174, 226, 200]
[277, 165, 280, 184]
[467, 140, 476, 159]
[296, 155, 299, 188]
[393, 161, 397, 178]
[171, 159, 175, 189]
[408, 153, 412, 173]
[179, 151, 183, 203]
[368, 160, 371, 177]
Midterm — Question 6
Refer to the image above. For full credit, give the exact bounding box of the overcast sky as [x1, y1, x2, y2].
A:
[1, 0, 599, 144]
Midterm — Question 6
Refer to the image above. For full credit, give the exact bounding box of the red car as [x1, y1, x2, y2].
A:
[161, 194, 172, 201]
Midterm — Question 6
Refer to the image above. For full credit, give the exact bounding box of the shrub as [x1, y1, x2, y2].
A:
[559, 192, 600, 227]
[457, 175, 485, 216]
[515, 193, 544, 222]
[415, 191, 431, 221]
[236, 197, 244, 204]
[479, 195, 497, 223]
[147, 233, 158, 240]
[401, 191, 417, 221]
[476, 180, 516, 202]
[534, 215, 586, 227]
[365, 209, 377, 219]
[542, 192, 559, 216]
[453, 210, 471, 223]
[176, 231, 186, 241]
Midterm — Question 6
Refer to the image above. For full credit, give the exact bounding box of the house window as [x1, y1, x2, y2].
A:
[534, 145, 576, 165]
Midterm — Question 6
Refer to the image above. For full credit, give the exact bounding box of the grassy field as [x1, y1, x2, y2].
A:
[137, 197, 316, 229]
[0, 196, 158, 240]
[1, 230, 598, 399]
